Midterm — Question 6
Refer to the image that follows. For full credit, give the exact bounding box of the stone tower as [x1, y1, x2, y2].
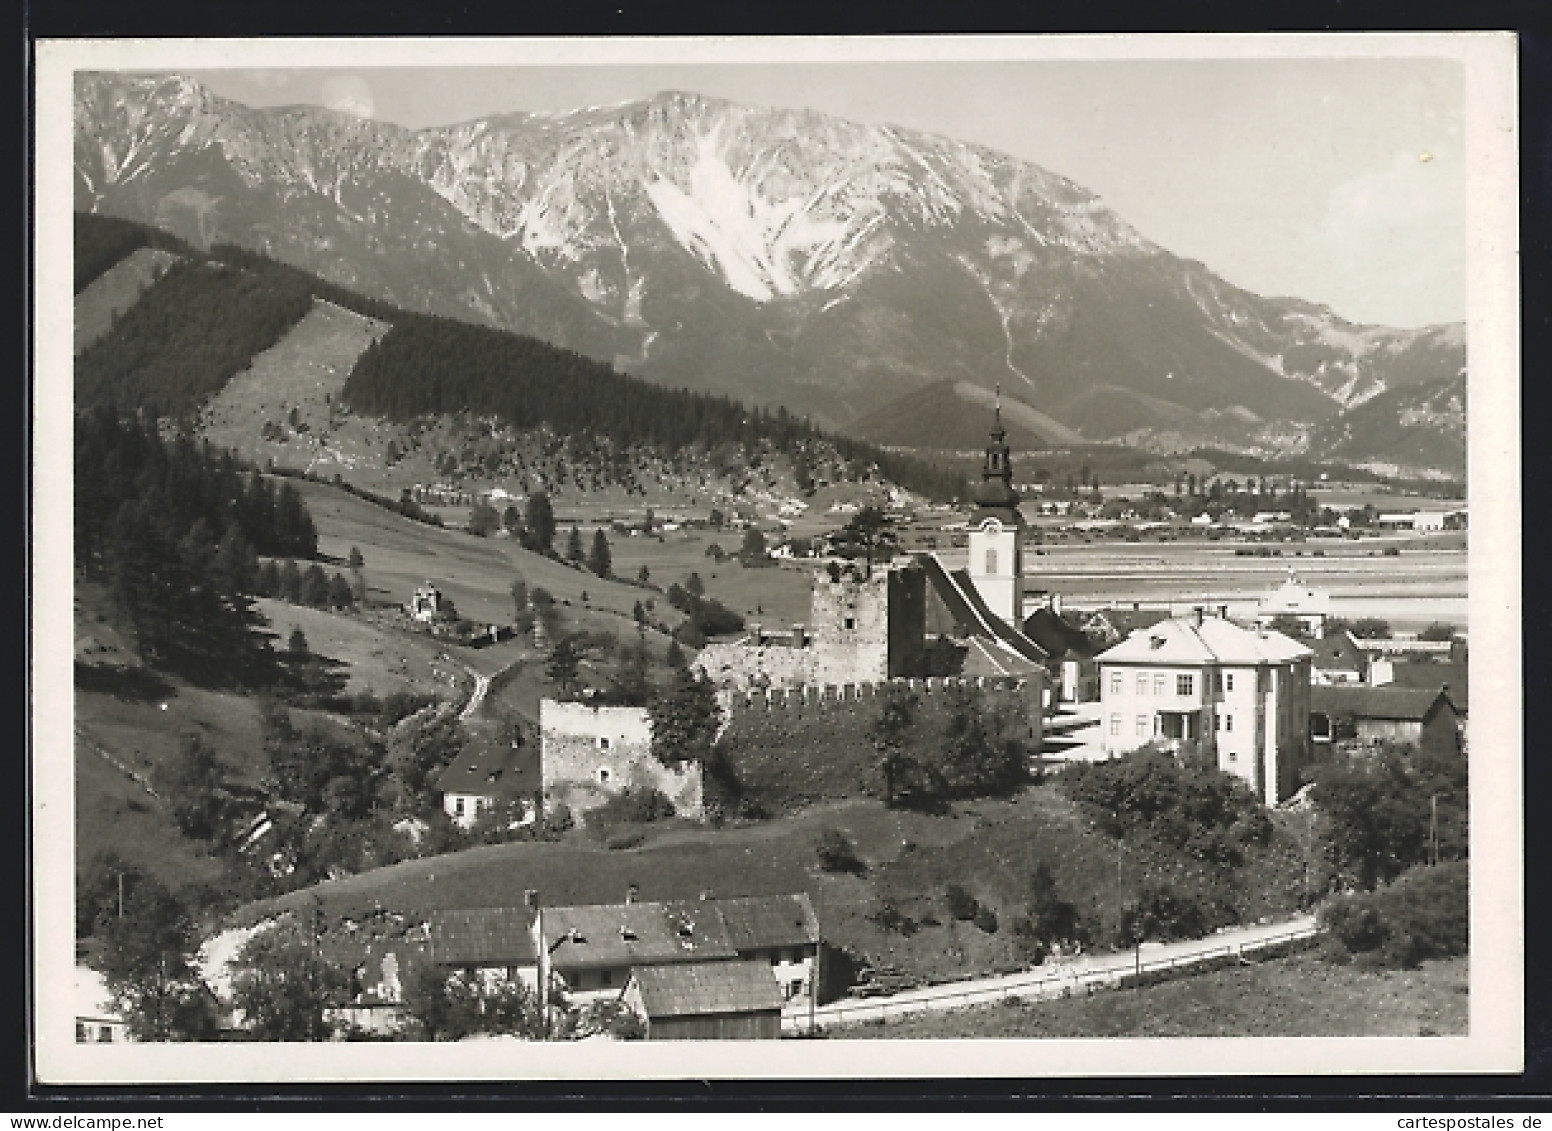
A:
[967, 391, 1024, 625]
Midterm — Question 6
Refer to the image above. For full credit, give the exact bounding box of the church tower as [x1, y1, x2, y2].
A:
[967, 390, 1024, 625]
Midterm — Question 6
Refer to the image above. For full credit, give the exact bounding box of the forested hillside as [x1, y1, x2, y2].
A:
[73, 211, 196, 294]
[75, 259, 314, 419]
[74, 213, 967, 503]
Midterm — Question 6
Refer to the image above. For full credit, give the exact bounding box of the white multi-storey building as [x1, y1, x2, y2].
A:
[1096, 609, 1313, 806]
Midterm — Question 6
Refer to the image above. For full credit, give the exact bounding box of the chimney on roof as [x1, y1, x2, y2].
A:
[699, 889, 713, 902]
[1192, 606, 1205, 628]
[625, 884, 639, 905]
[524, 889, 539, 910]
[1219, 604, 1229, 619]
[1051, 593, 1063, 616]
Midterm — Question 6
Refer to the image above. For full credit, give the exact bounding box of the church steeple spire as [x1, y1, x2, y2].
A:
[974, 385, 1019, 518]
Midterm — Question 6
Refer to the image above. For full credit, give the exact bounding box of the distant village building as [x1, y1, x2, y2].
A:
[409, 581, 448, 623]
[539, 700, 703, 821]
[1096, 609, 1313, 807]
[1256, 574, 1332, 639]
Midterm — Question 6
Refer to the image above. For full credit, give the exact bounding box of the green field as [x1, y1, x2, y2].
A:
[826, 952, 1468, 1038]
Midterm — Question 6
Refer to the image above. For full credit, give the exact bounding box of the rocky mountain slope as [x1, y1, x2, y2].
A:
[74, 72, 1466, 476]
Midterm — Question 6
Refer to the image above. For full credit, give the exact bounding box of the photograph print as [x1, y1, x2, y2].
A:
[33, 33, 1522, 1082]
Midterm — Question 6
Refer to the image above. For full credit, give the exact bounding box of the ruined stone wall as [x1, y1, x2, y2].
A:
[714, 677, 1040, 812]
[539, 700, 703, 820]
[808, 573, 891, 684]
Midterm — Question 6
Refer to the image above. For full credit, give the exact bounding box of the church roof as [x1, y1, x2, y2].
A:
[914, 554, 1049, 667]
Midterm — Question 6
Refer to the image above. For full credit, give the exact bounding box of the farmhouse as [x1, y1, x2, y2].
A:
[436, 735, 541, 830]
[538, 891, 819, 1007]
[1096, 609, 1312, 807]
[539, 700, 703, 820]
[622, 962, 785, 1041]
[1309, 684, 1461, 757]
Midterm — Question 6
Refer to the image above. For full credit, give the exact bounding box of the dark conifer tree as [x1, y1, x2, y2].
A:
[589, 529, 612, 578]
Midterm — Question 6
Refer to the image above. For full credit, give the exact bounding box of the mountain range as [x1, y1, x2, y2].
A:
[73, 72, 1466, 477]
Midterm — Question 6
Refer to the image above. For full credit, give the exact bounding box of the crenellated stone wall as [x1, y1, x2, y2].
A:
[713, 677, 1041, 812]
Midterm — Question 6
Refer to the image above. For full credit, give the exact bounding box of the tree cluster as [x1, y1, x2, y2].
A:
[1318, 860, 1467, 969]
[1058, 746, 1272, 867]
[868, 685, 1031, 810]
[75, 411, 321, 685]
[665, 576, 744, 638]
[1311, 741, 1467, 891]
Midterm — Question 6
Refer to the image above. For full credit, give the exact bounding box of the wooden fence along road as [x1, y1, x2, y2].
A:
[783, 915, 1320, 1033]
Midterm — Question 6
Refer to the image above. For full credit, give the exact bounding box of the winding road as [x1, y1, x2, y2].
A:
[783, 914, 1319, 1033]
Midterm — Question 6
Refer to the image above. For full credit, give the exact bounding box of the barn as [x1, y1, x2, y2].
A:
[1310, 685, 1461, 756]
[622, 962, 785, 1041]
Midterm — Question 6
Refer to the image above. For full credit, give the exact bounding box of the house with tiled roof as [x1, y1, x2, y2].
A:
[622, 962, 785, 1041]
[1310, 684, 1461, 757]
[539, 891, 820, 1007]
[436, 734, 541, 830]
[1096, 609, 1313, 806]
[1308, 630, 1369, 685]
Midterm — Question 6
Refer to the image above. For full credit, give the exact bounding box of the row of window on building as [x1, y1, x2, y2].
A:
[1107, 671, 1238, 696]
[1108, 712, 1236, 737]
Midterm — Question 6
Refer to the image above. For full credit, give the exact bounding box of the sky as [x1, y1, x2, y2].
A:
[188, 57, 1465, 328]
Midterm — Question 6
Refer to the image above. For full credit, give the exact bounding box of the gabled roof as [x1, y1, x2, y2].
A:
[1096, 615, 1311, 666]
[1387, 662, 1469, 715]
[913, 554, 1049, 667]
[1083, 607, 1172, 640]
[428, 907, 537, 967]
[544, 893, 818, 971]
[1021, 607, 1094, 660]
[435, 737, 540, 800]
[1309, 630, 1367, 673]
[1259, 577, 1332, 616]
[629, 961, 784, 1019]
[1311, 684, 1457, 722]
[714, 893, 819, 952]
[545, 900, 739, 971]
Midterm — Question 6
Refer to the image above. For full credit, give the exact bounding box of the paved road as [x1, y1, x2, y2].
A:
[783, 914, 1319, 1033]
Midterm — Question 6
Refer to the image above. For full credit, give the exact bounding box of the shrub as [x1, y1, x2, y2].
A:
[815, 828, 865, 874]
[1319, 861, 1468, 969]
[584, 786, 678, 830]
[866, 900, 917, 936]
[973, 906, 999, 934]
[943, 883, 980, 922]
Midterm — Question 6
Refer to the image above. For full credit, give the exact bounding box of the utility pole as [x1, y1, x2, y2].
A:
[1430, 793, 1439, 867]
